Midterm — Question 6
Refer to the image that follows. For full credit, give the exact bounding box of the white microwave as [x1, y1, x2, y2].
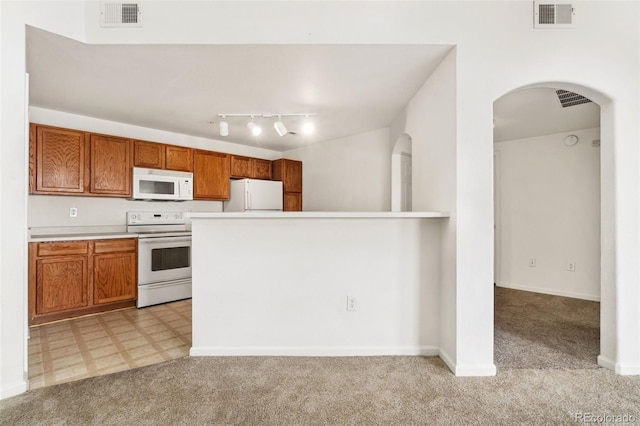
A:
[132, 167, 193, 201]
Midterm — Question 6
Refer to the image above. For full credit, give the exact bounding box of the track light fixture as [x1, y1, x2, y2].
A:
[247, 116, 262, 136]
[219, 116, 229, 137]
[215, 113, 317, 138]
[302, 115, 314, 135]
[274, 116, 288, 137]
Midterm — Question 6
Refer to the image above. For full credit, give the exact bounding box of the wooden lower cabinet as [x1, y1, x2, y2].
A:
[35, 256, 89, 315]
[29, 238, 137, 325]
[93, 239, 137, 305]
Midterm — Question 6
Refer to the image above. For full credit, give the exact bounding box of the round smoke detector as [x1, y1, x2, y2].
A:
[564, 135, 579, 146]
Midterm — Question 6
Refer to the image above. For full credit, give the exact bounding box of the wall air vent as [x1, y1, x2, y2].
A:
[534, 2, 575, 29]
[556, 89, 592, 108]
[100, 1, 142, 27]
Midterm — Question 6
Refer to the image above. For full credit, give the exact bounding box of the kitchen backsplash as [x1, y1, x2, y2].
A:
[28, 195, 222, 228]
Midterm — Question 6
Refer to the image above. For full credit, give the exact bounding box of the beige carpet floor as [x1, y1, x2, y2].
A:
[2, 288, 638, 425]
[494, 286, 600, 369]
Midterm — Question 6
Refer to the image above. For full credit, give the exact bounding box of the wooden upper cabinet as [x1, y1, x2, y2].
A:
[133, 140, 165, 169]
[252, 158, 273, 180]
[283, 192, 302, 212]
[31, 124, 88, 194]
[193, 150, 230, 200]
[165, 145, 193, 172]
[90, 134, 131, 197]
[273, 159, 302, 193]
[230, 155, 272, 180]
[230, 155, 252, 178]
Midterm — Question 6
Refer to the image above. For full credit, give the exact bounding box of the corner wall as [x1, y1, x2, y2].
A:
[494, 128, 601, 301]
[392, 48, 460, 371]
[283, 128, 390, 212]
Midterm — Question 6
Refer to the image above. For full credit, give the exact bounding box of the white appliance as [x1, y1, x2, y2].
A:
[132, 167, 193, 201]
[224, 179, 283, 212]
[127, 211, 192, 308]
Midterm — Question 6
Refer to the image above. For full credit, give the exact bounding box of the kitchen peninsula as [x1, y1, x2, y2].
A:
[188, 211, 449, 357]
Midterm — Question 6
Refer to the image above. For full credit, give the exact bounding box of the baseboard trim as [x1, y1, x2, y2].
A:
[597, 355, 615, 371]
[190, 345, 440, 357]
[438, 348, 456, 373]
[1, 381, 28, 400]
[615, 362, 640, 375]
[497, 282, 600, 302]
[453, 363, 497, 376]
[437, 349, 496, 376]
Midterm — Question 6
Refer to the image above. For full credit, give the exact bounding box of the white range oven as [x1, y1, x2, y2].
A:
[127, 211, 192, 308]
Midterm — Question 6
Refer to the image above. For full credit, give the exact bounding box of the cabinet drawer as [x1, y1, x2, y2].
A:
[36, 241, 89, 257]
[94, 238, 137, 254]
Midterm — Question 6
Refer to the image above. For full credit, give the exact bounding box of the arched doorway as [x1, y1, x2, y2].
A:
[494, 83, 615, 368]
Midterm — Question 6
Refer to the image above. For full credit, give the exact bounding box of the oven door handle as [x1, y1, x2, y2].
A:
[139, 237, 192, 244]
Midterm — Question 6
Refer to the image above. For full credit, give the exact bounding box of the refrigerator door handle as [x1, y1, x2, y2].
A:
[248, 192, 252, 209]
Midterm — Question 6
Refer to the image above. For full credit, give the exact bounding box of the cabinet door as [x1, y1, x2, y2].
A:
[165, 145, 193, 172]
[90, 134, 131, 196]
[32, 125, 88, 194]
[193, 150, 230, 200]
[93, 252, 137, 305]
[284, 160, 303, 193]
[230, 155, 252, 178]
[252, 158, 273, 180]
[283, 192, 302, 211]
[35, 256, 89, 314]
[133, 140, 164, 169]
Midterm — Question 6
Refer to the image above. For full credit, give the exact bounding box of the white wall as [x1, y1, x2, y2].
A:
[3, 1, 640, 398]
[283, 128, 390, 212]
[191, 216, 442, 356]
[495, 128, 601, 301]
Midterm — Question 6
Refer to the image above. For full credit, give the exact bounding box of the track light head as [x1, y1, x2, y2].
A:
[219, 117, 229, 137]
[274, 117, 288, 137]
[302, 117, 315, 135]
[247, 118, 262, 136]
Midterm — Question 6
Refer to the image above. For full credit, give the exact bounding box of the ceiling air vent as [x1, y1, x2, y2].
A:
[534, 2, 575, 29]
[100, 1, 143, 27]
[556, 90, 592, 108]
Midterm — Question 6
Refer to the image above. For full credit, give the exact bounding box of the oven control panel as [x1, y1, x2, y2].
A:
[127, 211, 186, 225]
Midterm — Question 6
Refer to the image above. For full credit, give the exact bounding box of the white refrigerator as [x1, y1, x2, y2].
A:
[223, 179, 283, 212]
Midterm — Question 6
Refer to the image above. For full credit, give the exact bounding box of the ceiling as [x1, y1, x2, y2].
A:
[27, 27, 453, 152]
[493, 88, 600, 143]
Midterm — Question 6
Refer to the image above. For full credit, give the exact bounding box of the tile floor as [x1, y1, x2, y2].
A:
[28, 299, 191, 390]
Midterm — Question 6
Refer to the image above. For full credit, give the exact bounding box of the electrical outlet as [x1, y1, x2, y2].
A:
[567, 261, 576, 272]
[347, 296, 357, 312]
[69, 207, 78, 218]
[528, 258, 536, 267]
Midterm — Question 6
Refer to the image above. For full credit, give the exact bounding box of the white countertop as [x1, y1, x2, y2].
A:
[29, 233, 137, 242]
[28, 226, 137, 242]
[188, 211, 450, 219]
